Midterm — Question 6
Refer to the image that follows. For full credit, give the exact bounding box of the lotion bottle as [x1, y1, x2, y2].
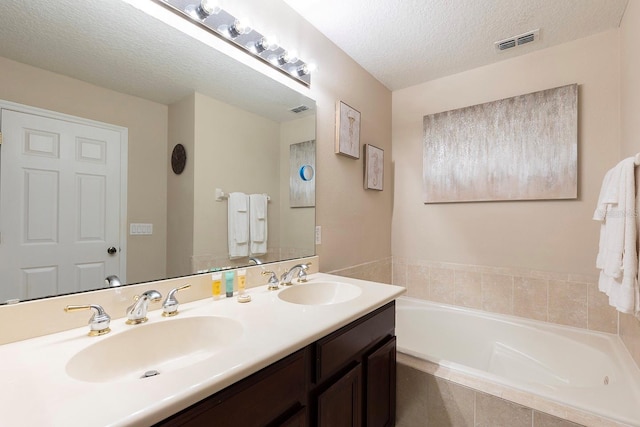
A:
[211, 272, 222, 299]
[237, 269, 247, 295]
[225, 271, 235, 297]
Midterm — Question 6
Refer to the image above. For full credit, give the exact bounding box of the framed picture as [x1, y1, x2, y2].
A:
[422, 84, 577, 203]
[335, 101, 360, 158]
[289, 140, 316, 208]
[364, 144, 383, 191]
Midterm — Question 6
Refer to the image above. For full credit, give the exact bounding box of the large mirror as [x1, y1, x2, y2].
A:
[0, 0, 316, 304]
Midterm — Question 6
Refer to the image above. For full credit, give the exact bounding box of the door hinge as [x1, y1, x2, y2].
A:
[0, 131, 3, 145]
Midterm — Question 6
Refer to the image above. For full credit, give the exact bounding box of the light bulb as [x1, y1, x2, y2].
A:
[296, 64, 309, 76]
[255, 36, 278, 53]
[276, 51, 289, 65]
[286, 50, 299, 63]
[200, 0, 220, 15]
[228, 18, 251, 38]
[185, 0, 220, 20]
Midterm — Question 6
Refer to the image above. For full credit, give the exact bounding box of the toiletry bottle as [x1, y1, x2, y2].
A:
[236, 269, 251, 302]
[211, 272, 222, 299]
[237, 269, 247, 296]
[225, 271, 235, 298]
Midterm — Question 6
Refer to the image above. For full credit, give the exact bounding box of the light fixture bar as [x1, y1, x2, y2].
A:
[153, 0, 311, 86]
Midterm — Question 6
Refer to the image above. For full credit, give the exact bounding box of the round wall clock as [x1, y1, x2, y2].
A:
[171, 143, 187, 174]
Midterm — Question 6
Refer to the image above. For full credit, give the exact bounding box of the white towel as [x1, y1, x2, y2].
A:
[228, 192, 249, 258]
[249, 194, 268, 256]
[593, 157, 639, 317]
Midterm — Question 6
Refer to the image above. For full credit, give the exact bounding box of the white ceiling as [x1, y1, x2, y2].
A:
[282, 0, 629, 90]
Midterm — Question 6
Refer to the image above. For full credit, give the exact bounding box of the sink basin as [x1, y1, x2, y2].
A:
[278, 281, 362, 305]
[66, 316, 242, 382]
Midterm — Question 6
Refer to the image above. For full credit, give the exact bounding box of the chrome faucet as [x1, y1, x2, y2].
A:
[64, 304, 111, 336]
[105, 275, 122, 287]
[280, 262, 312, 286]
[162, 284, 191, 317]
[262, 270, 280, 290]
[126, 290, 162, 324]
[249, 257, 263, 265]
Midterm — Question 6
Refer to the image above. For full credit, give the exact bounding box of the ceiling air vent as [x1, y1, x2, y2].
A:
[495, 29, 539, 52]
[290, 105, 310, 114]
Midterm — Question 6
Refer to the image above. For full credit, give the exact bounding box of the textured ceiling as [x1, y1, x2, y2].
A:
[0, 0, 313, 122]
[282, 0, 629, 90]
[0, 0, 629, 108]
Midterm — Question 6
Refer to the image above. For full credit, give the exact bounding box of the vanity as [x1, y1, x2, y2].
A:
[0, 273, 404, 426]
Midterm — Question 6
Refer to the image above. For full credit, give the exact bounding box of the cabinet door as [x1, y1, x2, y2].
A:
[365, 337, 396, 427]
[279, 407, 307, 427]
[317, 364, 362, 427]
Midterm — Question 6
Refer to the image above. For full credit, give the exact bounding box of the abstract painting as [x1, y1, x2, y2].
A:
[423, 84, 578, 203]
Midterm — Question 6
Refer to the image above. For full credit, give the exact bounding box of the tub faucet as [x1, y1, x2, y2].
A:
[126, 290, 162, 325]
[280, 262, 312, 286]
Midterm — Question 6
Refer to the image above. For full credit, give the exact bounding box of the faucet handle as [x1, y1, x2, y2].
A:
[297, 262, 312, 283]
[162, 284, 191, 317]
[262, 270, 280, 290]
[64, 304, 111, 336]
[296, 263, 311, 283]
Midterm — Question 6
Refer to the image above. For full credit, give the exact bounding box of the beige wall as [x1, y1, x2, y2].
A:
[280, 115, 316, 256]
[0, 56, 168, 285]
[619, 0, 640, 368]
[192, 92, 282, 263]
[232, 0, 393, 273]
[167, 94, 196, 277]
[621, 0, 640, 158]
[392, 30, 621, 276]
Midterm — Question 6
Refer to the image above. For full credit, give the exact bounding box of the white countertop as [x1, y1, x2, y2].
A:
[0, 273, 405, 426]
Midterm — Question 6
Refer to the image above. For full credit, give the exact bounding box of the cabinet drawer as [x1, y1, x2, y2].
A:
[315, 302, 394, 383]
[156, 348, 308, 427]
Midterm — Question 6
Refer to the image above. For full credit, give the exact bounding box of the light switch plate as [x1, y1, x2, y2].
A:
[130, 223, 153, 235]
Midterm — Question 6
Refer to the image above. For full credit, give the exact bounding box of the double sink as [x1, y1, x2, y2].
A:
[66, 280, 362, 383]
[0, 273, 404, 426]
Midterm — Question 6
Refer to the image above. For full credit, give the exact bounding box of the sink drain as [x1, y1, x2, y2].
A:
[141, 370, 160, 379]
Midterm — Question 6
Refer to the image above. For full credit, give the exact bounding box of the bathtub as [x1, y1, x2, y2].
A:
[395, 297, 640, 426]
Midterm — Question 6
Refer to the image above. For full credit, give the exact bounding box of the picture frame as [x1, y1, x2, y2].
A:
[335, 101, 361, 159]
[364, 144, 384, 191]
[289, 140, 316, 208]
[422, 84, 577, 203]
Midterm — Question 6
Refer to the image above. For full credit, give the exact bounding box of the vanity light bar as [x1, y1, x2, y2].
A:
[154, 0, 312, 86]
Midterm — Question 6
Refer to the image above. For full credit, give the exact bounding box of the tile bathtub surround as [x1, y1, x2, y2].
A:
[392, 257, 618, 334]
[329, 257, 393, 284]
[620, 312, 640, 368]
[0, 256, 318, 345]
[396, 362, 586, 427]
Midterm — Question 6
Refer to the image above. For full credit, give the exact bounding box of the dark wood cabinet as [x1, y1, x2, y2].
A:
[280, 407, 307, 427]
[365, 337, 396, 427]
[317, 364, 362, 427]
[155, 301, 396, 427]
[155, 348, 309, 427]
